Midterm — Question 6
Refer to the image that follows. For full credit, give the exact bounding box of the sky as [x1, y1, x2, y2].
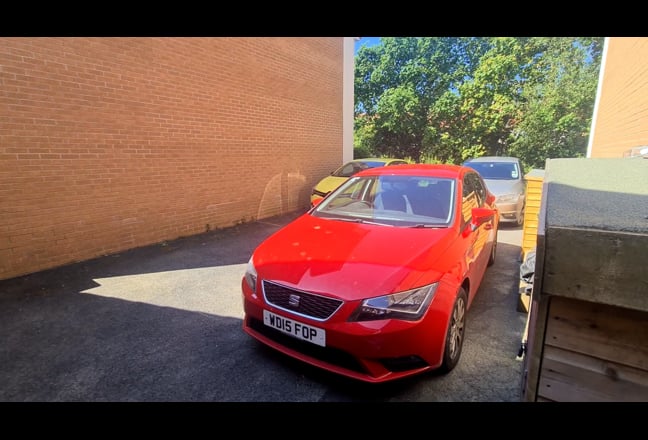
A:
[354, 37, 382, 55]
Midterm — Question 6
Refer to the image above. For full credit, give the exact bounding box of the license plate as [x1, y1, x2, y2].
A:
[263, 310, 326, 347]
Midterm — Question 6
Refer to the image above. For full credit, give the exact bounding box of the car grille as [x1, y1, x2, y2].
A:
[262, 280, 343, 321]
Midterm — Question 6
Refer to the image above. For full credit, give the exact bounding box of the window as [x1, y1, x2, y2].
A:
[462, 172, 486, 224]
[465, 161, 520, 180]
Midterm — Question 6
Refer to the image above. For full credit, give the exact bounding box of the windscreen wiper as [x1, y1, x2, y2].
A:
[409, 224, 444, 228]
[327, 217, 393, 227]
[357, 219, 394, 227]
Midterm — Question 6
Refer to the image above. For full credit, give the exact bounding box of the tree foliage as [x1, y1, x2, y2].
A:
[354, 37, 604, 170]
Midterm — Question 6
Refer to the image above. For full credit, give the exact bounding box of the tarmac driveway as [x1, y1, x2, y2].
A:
[0, 210, 527, 402]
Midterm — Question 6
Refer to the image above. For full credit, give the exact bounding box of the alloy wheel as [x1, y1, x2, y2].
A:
[447, 296, 466, 361]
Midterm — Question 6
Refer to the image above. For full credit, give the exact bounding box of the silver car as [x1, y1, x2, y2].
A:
[463, 156, 525, 226]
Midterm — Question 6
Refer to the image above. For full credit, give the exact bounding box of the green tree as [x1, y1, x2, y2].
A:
[355, 37, 489, 162]
[354, 37, 603, 170]
[427, 37, 529, 163]
[509, 37, 604, 170]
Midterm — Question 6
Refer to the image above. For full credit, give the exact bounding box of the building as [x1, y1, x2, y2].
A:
[587, 37, 648, 158]
[0, 37, 355, 280]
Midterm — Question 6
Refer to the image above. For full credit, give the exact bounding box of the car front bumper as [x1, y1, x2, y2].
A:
[241, 280, 454, 383]
[496, 200, 521, 222]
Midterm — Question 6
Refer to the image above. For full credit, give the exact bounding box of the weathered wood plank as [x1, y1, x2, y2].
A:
[522, 212, 549, 402]
[538, 346, 648, 401]
[545, 296, 648, 371]
[544, 344, 648, 386]
[524, 218, 539, 229]
[543, 227, 648, 312]
[528, 158, 648, 402]
[523, 295, 549, 401]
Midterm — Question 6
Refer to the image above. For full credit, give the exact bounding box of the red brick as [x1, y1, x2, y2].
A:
[0, 37, 344, 280]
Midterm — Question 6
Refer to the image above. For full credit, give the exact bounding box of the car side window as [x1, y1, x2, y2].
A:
[461, 172, 484, 224]
[335, 163, 361, 178]
[511, 162, 520, 179]
[470, 173, 486, 204]
[321, 178, 366, 210]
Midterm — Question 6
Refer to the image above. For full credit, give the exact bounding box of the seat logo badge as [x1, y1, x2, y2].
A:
[288, 294, 301, 308]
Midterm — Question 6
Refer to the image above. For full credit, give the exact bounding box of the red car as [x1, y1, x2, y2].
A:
[242, 164, 499, 383]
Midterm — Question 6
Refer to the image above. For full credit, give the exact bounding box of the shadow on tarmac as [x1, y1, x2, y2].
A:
[0, 210, 527, 402]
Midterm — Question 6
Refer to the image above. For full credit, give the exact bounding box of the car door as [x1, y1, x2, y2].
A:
[460, 171, 494, 303]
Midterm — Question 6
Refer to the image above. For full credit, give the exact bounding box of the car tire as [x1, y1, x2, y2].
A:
[516, 207, 524, 227]
[438, 288, 468, 374]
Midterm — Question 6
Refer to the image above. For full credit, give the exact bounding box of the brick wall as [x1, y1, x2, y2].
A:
[589, 37, 648, 157]
[0, 37, 344, 280]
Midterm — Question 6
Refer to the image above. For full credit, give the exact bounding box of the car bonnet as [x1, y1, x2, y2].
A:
[314, 175, 348, 194]
[250, 214, 452, 301]
[482, 178, 523, 196]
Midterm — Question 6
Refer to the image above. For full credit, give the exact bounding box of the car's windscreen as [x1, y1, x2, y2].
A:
[312, 175, 455, 227]
[465, 162, 519, 180]
[332, 161, 387, 178]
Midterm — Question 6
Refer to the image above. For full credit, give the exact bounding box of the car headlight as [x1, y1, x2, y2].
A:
[244, 257, 257, 295]
[497, 193, 518, 203]
[348, 282, 438, 322]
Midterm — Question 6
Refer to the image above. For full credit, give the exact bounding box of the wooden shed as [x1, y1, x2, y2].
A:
[521, 157, 648, 402]
[521, 169, 545, 260]
[518, 169, 545, 312]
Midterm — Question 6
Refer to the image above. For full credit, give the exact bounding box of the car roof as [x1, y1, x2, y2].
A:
[356, 163, 466, 179]
[464, 156, 520, 163]
[349, 157, 406, 163]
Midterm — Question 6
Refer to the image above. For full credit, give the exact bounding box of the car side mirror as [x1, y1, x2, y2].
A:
[311, 197, 324, 208]
[463, 208, 497, 237]
[464, 207, 496, 234]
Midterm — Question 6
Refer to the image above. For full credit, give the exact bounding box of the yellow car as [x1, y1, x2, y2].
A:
[310, 157, 410, 205]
